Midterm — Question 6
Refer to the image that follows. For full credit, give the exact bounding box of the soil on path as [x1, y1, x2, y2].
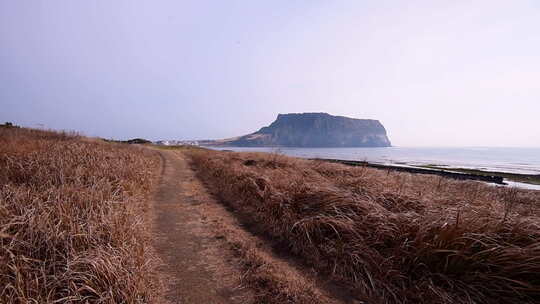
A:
[151, 149, 352, 304]
[152, 150, 250, 304]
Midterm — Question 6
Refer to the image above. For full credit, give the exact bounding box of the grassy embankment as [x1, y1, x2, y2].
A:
[0, 127, 161, 303]
[187, 148, 540, 304]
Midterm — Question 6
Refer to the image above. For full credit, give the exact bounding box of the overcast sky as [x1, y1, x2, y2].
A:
[1, 1, 539, 146]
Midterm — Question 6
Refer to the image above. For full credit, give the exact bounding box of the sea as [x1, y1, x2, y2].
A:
[209, 146, 540, 190]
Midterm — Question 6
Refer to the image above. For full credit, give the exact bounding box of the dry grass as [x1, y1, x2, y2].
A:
[0, 128, 161, 303]
[200, 194, 341, 304]
[231, 238, 337, 304]
[188, 149, 540, 304]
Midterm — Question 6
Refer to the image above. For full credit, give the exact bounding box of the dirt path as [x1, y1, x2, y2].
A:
[152, 150, 249, 304]
[151, 149, 351, 304]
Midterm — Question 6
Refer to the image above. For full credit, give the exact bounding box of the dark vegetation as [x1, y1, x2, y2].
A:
[0, 122, 18, 128]
[125, 138, 152, 144]
[103, 137, 152, 144]
[0, 127, 161, 303]
[187, 149, 540, 304]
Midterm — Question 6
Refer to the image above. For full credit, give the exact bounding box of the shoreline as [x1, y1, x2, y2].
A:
[183, 145, 540, 190]
[185, 146, 540, 303]
[418, 165, 540, 186]
[315, 158, 540, 190]
[315, 158, 505, 184]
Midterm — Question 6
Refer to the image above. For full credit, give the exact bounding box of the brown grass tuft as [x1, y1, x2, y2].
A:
[0, 127, 161, 303]
[188, 149, 540, 304]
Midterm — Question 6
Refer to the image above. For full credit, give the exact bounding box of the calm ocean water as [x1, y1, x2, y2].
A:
[210, 147, 540, 175]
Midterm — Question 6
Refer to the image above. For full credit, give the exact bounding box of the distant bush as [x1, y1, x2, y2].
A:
[126, 138, 152, 144]
[101, 138, 152, 144]
[0, 122, 17, 128]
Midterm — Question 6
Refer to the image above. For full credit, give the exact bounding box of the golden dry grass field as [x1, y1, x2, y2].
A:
[3, 127, 540, 304]
[187, 148, 540, 304]
[0, 128, 160, 303]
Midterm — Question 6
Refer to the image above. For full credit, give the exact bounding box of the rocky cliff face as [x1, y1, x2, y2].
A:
[219, 113, 391, 147]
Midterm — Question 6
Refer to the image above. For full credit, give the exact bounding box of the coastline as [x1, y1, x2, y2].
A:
[184, 146, 540, 303]
[316, 159, 505, 184]
[419, 165, 540, 187]
[203, 146, 540, 190]
[316, 158, 540, 190]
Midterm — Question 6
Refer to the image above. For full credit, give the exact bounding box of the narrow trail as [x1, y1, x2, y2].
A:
[151, 149, 351, 304]
[152, 150, 249, 304]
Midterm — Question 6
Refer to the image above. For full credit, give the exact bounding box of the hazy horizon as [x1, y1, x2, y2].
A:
[2, 1, 540, 147]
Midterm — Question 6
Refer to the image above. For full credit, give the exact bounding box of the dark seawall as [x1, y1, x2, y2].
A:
[317, 159, 505, 185]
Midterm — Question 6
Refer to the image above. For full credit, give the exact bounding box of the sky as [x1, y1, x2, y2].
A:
[1, 1, 539, 147]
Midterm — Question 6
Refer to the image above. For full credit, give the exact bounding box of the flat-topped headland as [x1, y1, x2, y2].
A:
[206, 112, 391, 147]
